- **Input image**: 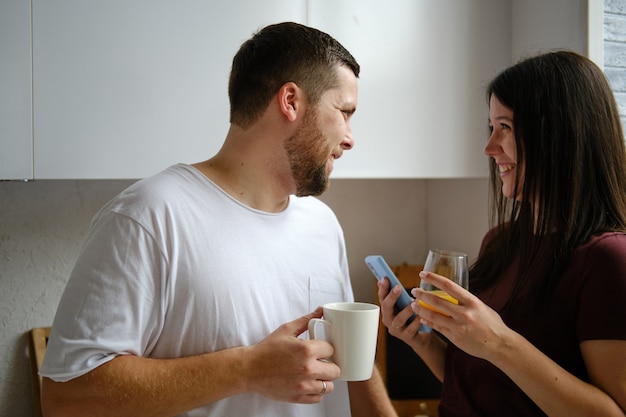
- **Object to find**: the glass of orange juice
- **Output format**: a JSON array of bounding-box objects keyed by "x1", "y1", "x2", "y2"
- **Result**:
[{"x1": 418, "y1": 249, "x2": 469, "y2": 315}]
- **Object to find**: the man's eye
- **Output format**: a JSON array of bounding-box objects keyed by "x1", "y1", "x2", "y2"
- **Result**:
[{"x1": 341, "y1": 109, "x2": 355, "y2": 118}]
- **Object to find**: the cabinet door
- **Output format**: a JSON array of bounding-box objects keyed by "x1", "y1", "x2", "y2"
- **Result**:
[
  {"x1": 309, "y1": 0, "x2": 510, "y2": 178},
  {"x1": 32, "y1": 1, "x2": 306, "y2": 179},
  {"x1": 0, "y1": 0, "x2": 32, "y2": 180},
  {"x1": 511, "y1": 0, "x2": 589, "y2": 63}
]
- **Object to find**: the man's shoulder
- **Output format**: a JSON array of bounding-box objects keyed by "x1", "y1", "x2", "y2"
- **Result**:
[{"x1": 98, "y1": 164, "x2": 205, "y2": 219}]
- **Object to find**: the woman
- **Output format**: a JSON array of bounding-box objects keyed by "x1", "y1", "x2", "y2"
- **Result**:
[{"x1": 379, "y1": 51, "x2": 626, "y2": 416}]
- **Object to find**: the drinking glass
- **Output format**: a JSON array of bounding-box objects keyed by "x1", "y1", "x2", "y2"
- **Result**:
[{"x1": 418, "y1": 249, "x2": 469, "y2": 315}]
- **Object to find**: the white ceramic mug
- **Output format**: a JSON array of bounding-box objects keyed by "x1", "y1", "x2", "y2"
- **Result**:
[{"x1": 308, "y1": 302, "x2": 380, "y2": 381}]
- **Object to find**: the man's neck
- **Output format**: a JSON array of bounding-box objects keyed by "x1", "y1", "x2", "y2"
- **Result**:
[{"x1": 192, "y1": 155, "x2": 292, "y2": 213}]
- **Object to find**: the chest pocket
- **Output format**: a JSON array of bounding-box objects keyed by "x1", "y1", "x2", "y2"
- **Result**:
[{"x1": 309, "y1": 275, "x2": 346, "y2": 309}]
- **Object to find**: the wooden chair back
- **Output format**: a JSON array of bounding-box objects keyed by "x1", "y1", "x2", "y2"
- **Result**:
[{"x1": 28, "y1": 327, "x2": 50, "y2": 417}]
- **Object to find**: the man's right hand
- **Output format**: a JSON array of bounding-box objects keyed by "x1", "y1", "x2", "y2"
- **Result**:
[{"x1": 242, "y1": 308, "x2": 341, "y2": 403}]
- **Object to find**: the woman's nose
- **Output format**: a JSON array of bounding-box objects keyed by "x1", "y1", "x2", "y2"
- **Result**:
[{"x1": 484, "y1": 132, "x2": 499, "y2": 156}]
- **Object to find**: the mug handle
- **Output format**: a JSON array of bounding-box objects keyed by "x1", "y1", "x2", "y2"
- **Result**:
[{"x1": 308, "y1": 318, "x2": 330, "y2": 339}]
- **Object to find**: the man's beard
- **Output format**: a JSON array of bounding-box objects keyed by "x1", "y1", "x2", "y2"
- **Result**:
[{"x1": 284, "y1": 108, "x2": 330, "y2": 197}]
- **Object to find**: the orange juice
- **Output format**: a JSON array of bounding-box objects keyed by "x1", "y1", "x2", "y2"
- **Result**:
[{"x1": 418, "y1": 290, "x2": 458, "y2": 316}]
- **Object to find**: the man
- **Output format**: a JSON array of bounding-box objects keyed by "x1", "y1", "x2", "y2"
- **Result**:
[{"x1": 40, "y1": 22, "x2": 397, "y2": 417}]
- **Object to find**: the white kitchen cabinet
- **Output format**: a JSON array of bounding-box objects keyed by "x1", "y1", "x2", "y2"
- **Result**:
[
  {"x1": 511, "y1": 0, "x2": 592, "y2": 63},
  {"x1": 0, "y1": 0, "x2": 32, "y2": 180},
  {"x1": 31, "y1": 0, "x2": 306, "y2": 179},
  {"x1": 2, "y1": 0, "x2": 598, "y2": 180},
  {"x1": 310, "y1": 0, "x2": 511, "y2": 178}
]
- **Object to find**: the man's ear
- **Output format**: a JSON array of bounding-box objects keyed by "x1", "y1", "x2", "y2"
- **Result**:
[{"x1": 277, "y1": 82, "x2": 303, "y2": 122}]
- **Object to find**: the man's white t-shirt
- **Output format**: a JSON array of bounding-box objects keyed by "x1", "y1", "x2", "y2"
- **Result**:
[{"x1": 41, "y1": 164, "x2": 354, "y2": 416}]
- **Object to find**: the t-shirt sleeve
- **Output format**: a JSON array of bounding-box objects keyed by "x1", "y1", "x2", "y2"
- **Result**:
[
  {"x1": 40, "y1": 211, "x2": 166, "y2": 382},
  {"x1": 576, "y1": 233, "x2": 626, "y2": 342}
]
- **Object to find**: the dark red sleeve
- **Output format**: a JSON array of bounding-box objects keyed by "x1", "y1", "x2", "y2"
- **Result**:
[{"x1": 576, "y1": 233, "x2": 626, "y2": 341}]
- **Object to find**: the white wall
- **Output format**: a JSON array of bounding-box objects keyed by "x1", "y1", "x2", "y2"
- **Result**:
[
  {"x1": 0, "y1": 180, "x2": 135, "y2": 416},
  {"x1": 319, "y1": 178, "x2": 489, "y2": 304},
  {"x1": 604, "y1": 0, "x2": 626, "y2": 129}
]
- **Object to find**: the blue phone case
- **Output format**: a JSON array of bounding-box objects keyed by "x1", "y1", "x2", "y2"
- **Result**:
[{"x1": 365, "y1": 255, "x2": 429, "y2": 331}]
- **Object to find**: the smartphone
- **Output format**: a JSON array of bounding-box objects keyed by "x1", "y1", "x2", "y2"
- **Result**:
[{"x1": 365, "y1": 255, "x2": 429, "y2": 331}]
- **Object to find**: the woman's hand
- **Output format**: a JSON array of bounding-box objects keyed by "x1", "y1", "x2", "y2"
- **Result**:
[
  {"x1": 377, "y1": 277, "x2": 436, "y2": 353},
  {"x1": 412, "y1": 271, "x2": 513, "y2": 361},
  {"x1": 377, "y1": 277, "x2": 448, "y2": 380}
]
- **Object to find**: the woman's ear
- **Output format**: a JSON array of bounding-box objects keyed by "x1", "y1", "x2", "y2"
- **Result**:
[{"x1": 277, "y1": 82, "x2": 302, "y2": 122}]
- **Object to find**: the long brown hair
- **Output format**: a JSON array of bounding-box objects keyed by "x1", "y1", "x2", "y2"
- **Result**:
[{"x1": 471, "y1": 51, "x2": 626, "y2": 312}]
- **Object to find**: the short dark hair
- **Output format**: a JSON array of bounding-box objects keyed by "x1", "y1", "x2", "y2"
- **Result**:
[{"x1": 228, "y1": 22, "x2": 360, "y2": 128}]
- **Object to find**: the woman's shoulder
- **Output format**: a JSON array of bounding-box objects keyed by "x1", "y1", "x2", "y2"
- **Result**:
[
  {"x1": 581, "y1": 232, "x2": 626, "y2": 253},
  {"x1": 575, "y1": 232, "x2": 626, "y2": 271}
]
